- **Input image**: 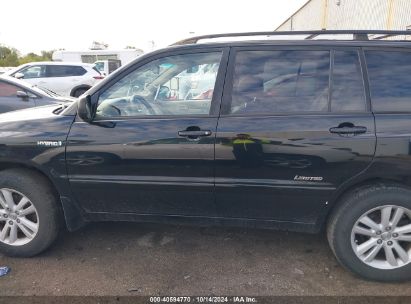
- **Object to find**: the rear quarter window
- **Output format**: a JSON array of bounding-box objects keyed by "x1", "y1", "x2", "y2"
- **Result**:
[{"x1": 366, "y1": 51, "x2": 411, "y2": 112}]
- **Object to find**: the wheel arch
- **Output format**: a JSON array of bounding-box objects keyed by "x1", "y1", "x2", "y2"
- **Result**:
[
  {"x1": 320, "y1": 175, "x2": 411, "y2": 231},
  {"x1": 0, "y1": 161, "x2": 86, "y2": 231}
]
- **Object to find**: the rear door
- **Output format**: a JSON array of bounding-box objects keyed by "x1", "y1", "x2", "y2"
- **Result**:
[
  {"x1": 214, "y1": 46, "x2": 376, "y2": 224},
  {"x1": 45, "y1": 65, "x2": 87, "y2": 96}
]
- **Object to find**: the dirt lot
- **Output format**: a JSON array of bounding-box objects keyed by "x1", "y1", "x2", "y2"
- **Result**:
[{"x1": 1, "y1": 222, "x2": 411, "y2": 296}]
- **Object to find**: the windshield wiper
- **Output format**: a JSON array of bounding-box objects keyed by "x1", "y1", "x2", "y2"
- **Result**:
[{"x1": 34, "y1": 85, "x2": 59, "y2": 97}]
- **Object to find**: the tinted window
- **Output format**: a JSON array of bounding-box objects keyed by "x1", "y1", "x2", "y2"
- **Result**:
[
  {"x1": 18, "y1": 65, "x2": 46, "y2": 79},
  {"x1": 366, "y1": 51, "x2": 411, "y2": 112},
  {"x1": 331, "y1": 51, "x2": 366, "y2": 112},
  {"x1": 96, "y1": 52, "x2": 222, "y2": 117},
  {"x1": 47, "y1": 65, "x2": 87, "y2": 77},
  {"x1": 229, "y1": 50, "x2": 330, "y2": 114},
  {"x1": 0, "y1": 81, "x2": 20, "y2": 97}
]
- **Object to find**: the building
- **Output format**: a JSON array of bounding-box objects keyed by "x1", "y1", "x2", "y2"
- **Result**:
[{"x1": 276, "y1": 0, "x2": 411, "y2": 32}]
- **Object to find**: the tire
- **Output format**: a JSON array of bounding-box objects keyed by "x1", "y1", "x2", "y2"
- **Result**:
[
  {"x1": 72, "y1": 88, "x2": 89, "y2": 98},
  {"x1": 327, "y1": 183, "x2": 411, "y2": 281},
  {"x1": 0, "y1": 169, "x2": 62, "y2": 257}
]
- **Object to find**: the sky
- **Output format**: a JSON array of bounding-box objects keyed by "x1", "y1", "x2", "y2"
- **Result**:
[{"x1": 0, "y1": 0, "x2": 307, "y2": 55}]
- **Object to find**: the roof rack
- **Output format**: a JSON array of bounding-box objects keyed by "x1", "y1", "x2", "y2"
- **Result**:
[{"x1": 172, "y1": 30, "x2": 411, "y2": 45}]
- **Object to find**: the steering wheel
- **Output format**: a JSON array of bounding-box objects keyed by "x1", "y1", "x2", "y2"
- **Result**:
[{"x1": 131, "y1": 95, "x2": 156, "y2": 115}]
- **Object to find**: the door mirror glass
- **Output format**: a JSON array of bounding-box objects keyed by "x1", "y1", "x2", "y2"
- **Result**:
[{"x1": 78, "y1": 95, "x2": 94, "y2": 122}]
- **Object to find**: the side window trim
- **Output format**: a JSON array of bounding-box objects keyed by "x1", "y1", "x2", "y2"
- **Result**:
[
  {"x1": 91, "y1": 47, "x2": 229, "y2": 121},
  {"x1": 358, "y1": 48, "x2": 372, "y2": 112},
  {"x1": 328, "y1": 49, "x2": 335, "y2": 112}
]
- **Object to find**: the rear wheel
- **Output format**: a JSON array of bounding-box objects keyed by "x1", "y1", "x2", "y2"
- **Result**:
[
  {"x1": 328, "y1": 184, "x2": 411, "y2": 281},
  {"x1": 0, "y1": 169, "x2": 61, "y2": 257}
]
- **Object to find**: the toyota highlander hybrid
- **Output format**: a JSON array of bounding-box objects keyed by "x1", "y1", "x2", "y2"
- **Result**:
[{"x1": 0, "y1": 30, "x2": 411, "y2": 282}]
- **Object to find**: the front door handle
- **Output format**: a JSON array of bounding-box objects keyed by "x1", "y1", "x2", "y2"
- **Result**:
[
  {"x1": 329, "y1": 126, "x2": 367, "y2": 135},
  {"x1": 178, "y1": 130, "x2": 212, "y2": 137}
]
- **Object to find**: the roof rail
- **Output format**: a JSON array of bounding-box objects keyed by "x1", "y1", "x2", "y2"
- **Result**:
[{"x1": 172, "y1": 30, "x2": 411, "y2": 45}]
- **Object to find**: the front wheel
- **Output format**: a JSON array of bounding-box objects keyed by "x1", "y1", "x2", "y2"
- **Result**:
[
  {"x1": 328, "y1": 184, "x2": 411, "y2": 281},
  {"x1": 0, "y1": 169, "x2": 61, "y2": 257}
]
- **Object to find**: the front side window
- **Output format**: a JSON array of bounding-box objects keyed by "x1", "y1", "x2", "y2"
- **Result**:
[
  {"x1": 0, "y1": 81, "x2": 20, "y2": 97},
  {"x1": 96, "y1": 52, "x2": 222, "y2": 117},
  {"x1": 18, "y1": 65, "x2": 46, "y2": 79},
  {"x1": 229, "y1": 50, "x2": 330, "y2": 114},
  {"x1": 331, "y1": 50, "x2": 366, "y2": 112},
  {"x1": 366, "y1": 51, "x2": 411, "y2": 112}
]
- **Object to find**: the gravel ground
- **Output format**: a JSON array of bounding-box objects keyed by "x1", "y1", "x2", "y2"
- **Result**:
[{"x1": 1, "y1": 222, "x2": 411, "y2": 296}]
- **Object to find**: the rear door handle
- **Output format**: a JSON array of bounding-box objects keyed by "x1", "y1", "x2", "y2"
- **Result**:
[
  {"x1": 178, "y1": 130, "x2": 212, "y2": 137},
  {"x1": 329, "y1": 126, "x2": 367, "y2": 135}
]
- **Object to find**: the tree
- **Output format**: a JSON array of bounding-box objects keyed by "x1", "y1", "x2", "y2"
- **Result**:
[
  {"x1": 0, "y1": 45, "x2": 54, "y2": 66},
  {"x1": 19, "y1": 51, "x2": 53, "y2": 64},
  {"x1": 0, "y1": 46, "x2": 19, "y2": 67}
]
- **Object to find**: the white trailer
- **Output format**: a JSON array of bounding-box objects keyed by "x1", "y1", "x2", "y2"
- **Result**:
[{"x1": 52, "y1": 49, "x2": 144, "y2": 66}]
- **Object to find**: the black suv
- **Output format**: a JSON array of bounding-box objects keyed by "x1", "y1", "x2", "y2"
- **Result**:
[{"x1": 0, "y1": 30, "x2": 411, "y2": 281}]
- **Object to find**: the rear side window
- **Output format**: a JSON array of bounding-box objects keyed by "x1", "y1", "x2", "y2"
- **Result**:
[
  {"x1": 47, "y1": 65, "x2": 87, "y2": 77},
  {"x1": 0, "y1": 81, "x2": 19, "y2": 97},
  {"x1": 331, "y1": 50, "x2": 366, "y2": 112},
  {"x1": 229, "y1": 50, "x2": 330, "y2": 114},
  {"x1": 366, "y1": 51, "x2": 411, "y2": 112}
]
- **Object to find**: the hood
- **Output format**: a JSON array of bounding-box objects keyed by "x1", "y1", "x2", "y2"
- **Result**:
[
  {"x1": 0, "y1": 104, "x2": 73, "y2": 124},
  {"x1": 54, "y1": 96, "x2": 77, "y2": 103}
]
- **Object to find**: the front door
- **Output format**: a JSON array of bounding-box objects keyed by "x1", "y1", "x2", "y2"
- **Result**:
[
  {"x1": 66, "y1": 49, "x2": 227, "y2": 216},
  {"x1": 214, "y1": 47, "x2": 376, "y2": 224}
]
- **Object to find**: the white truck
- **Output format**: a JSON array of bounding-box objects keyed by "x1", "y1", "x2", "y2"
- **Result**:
[{"x1": 52, "y1": 49, "x2": 144, "y2": 74}]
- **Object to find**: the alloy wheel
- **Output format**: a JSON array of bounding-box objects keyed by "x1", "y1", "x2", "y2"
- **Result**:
[
  {"x1": 0, "y1": 188, "x2": 39, "y2": 246},
  {"x1": 351, "y1": 205, "x2": 411, "y2": 269}
]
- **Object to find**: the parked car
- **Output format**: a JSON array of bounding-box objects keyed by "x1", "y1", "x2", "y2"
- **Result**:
[
  {"x1": 94, "y1": 59, "x2": 122, "y2": 76},
  {"x1": 1, "y1": 30, "x2": 411, "y2": 282},
  {"x1": 4, "y1": 62, "x2": 104, "y2": 97},
  {"x1": 0, "y1": 75, "x2": 74, "y2": 113}
]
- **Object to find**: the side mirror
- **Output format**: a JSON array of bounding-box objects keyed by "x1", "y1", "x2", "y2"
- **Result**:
[
  {"x1": 14, "y1": 72, "x2": 24, "y2": 79},
  {"x1": 16, "y1": 91, "x2": 29, "y2": 101},
  {"x1": 78, "y1": 95, "x2": 94, "y2": 122}
]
